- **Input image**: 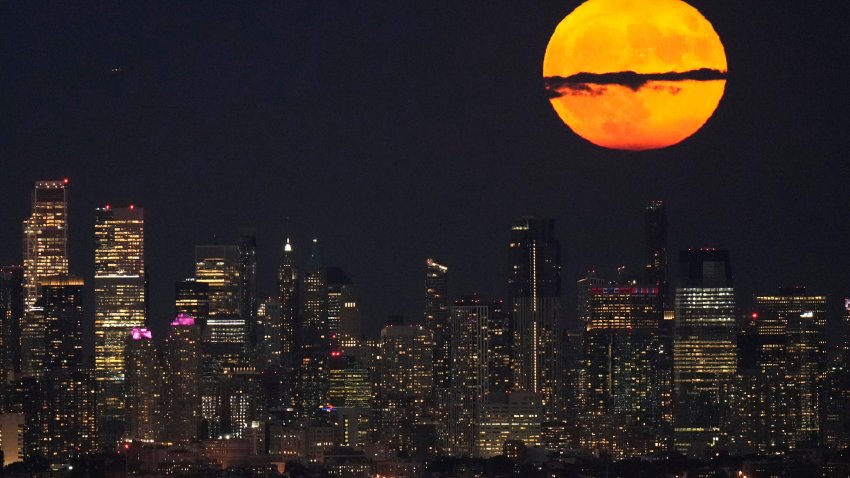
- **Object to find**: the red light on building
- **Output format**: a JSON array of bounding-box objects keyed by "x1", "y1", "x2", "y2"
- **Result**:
[
  {"x1": 751, "y1": 312, "x2": 759, "y2": 320},
  {"x1": 105, "y1": 204, "x2": 110, "y2": 210},
  {"x1": 63, "y1": 178, "x2": 69, "y2": 184},
  {"x1": 129, "y1": 204, "x2": 135, "y2": 210}
]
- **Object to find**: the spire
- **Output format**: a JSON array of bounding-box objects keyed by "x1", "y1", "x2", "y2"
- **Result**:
[{"x1": 284, "y1": 237, "x2": 293, "y2": 253}]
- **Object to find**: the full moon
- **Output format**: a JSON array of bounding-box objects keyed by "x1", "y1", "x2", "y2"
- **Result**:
[{"x1": 543, "y1": 0, "x2": 727, "y2": 151}]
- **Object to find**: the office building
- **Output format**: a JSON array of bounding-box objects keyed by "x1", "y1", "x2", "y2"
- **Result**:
[
  {"x1": 673, "y1": 249, "x2": 736, "y2": 455},
  {"x1": 94, "y1": 205, "x2": 146, "y2": 450}
]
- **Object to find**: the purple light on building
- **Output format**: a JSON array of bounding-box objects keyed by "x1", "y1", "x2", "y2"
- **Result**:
[
  {"x1": 170, "y1": 313, "x2": 196, "y2": 327},
  {"x1": 131, "y1": 327, "x2": 153, "y2": 340}
]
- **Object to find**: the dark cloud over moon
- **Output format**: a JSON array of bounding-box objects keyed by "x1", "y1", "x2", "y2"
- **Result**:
[{"x1": 544, "y1": 68, "x2": 728, "y2": 97}]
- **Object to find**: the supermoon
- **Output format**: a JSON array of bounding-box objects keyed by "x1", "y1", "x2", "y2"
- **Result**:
[{"x1": 543, "y1": 0, "x2": 727, "y2": 151}]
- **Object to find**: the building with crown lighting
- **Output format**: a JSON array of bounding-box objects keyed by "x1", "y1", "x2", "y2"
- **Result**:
[
  {"x1": 125, "y1": 327, "x2": 161, "y2": 443},
  {"x1": 163, "y1": 314, "x2": 202, "y2": 444}
]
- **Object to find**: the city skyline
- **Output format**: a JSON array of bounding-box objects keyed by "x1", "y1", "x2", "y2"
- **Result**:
[
  {"x1": 1, "y1": 2, "x2": 849, "y2": 475},
  {"x1": 1, "y1": 2, "x2": 848, "y2": 339}
]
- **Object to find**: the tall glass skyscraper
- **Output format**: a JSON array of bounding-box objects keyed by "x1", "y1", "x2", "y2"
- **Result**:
[
  {"x1": 508, "y1": 217, "x2": 562, "y2": 431},
  {"x1": 21, "y1": 180, "x2": 69, "y2": 378},
  {"x1": 23, "y1": 180, "x2": 69, "y2": 311},
  {"x1": 94, "y1": 205, "x2": 146, "y2": 451},
  {"x1": 673, "y1": 249, "x2": 736, "y2": 456}
]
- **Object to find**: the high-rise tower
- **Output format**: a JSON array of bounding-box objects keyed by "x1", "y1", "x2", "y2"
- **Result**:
[
  {"x1": 238, "y1": 230, "x2": 258, "y2": 354},
  {"x1": 163, "y1": 314, "x2": 202, "y2": 444},
  {"x1": 278, "y1": 238, "x2": 299, "y2": 367},
  {"x1": 673, "y1": 249, "x2": 736, "y2": 455},
  {"x1": 644, "y1": 200, "x2": 668, "y2": 307},
  {"x1": 125, "y1": 327, "x2": 161, "y2": 443},
  {"x1": 21, "y1": 180, "x2": 69, "y2": 378},
  {"x1": 579, "y1": 285, "x2": 665, "y2": 458},
  {"x1": 0, "y1": 266, "x2": 24, "y2": 387},
  {"x1": 508, "y1": 218, "x2": 562, "y2": 426},
  {"x1": 23, "y1": 180, "x2": 69, "y2": 311},
  {"x1": 94, "y1": 205, "x2": 146, "y2": 451},
  {"x1": 448, "y1": 296, "x2": 489, "y2": 458}
]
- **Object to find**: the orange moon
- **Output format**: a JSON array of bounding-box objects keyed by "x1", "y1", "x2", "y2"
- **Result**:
[{"x1": 543, "y1": 0, "x2": 727, "y2": 151}]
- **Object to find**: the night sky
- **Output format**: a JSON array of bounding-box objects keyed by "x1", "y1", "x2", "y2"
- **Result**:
[{"x1": 1, "y1": 2, "x2": 848, "y2": 342}]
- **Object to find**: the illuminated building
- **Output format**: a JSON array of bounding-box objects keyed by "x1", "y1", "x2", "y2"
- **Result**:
[
  {"x1": 487, "y1": 299, "x2": 512, "y2": 394},
  {"x1": 19, "y1": 303, "x2": 45, "y2": 379},
  {"x1": 296, "y1": 350, "x2": 330, "y2": 422},
  {"x1": 328, "y1": 353, "x2": 372, "y2": 448},
  {"x1": 163, "y1": 314, "x2": 202, "y2": 444},
  {"x1": 217, "y1": 365, "x2": 265, "y2": 438},
  {"x1": 0, "y1": 413, "x2": 25, "y2": 465},
  {"x1": 822, "y1": 299, "x2": 850, "y2": 450},
  {"x1": 195, "y1": 245, "x2": 241, "y2": 318},
  {"x1": 238, "y1": 230, "x2": 258, "y2": 354},
  {"x1": 94, "y1": 205, "x2": 146, "y2": 450},
  {"x1": 38, "y1": 275, "x2": 97, "y2": 463},
  {"x1": 477, "y1": 392, "x2": 542, "y2": 458},
  {"x1": 448, "y1": 296, "x2": 488, "y2": 457},
  {"x1": 21, "y1": 182, "x2": 69, "y2": 378},
  {"x1": 22, "y1": 180, "x2": 68, "y2": 312},
  {"x1": 424, "y1": 258, "x2": 449, "y2": 448},
  {"x1": 297, "y1": 239, "x2": 330, "y2": 421},
  {"x1": 302, "y1": 239, "x2": 328, "y2": 346},
  {"x1": 328, "y1": 354, "x2": 371, "y2": 410},
  {"x1": 644, "y1": 200, "x2": 669, "y2": 307},
  {"x1": 376, "y1": 322, "x2": 433, "y2": 455},
  {"x1": 41, "y1": 367, "x2": 97, "y2": 464},
  {"x1": 278, "y1": 238, "x2": 298, "y2": 367},
  {"x1": 125, "y1": 327, "x2": 161, "y2": 443},
  {"x1": 577, "y1": 270, "x2": 606, "y2": 325},
  {"x1": 673, "y1": 249, "x2": 736, "y2": 455},
  {"x1": 41, "y1": 275, "x2": 84, "y2": 371},
  {"x1": 508, "y1": 217, "x2": 563, "y2": 441},
  {"x1": 257, "y1": 297, "x2": 282, "y2": 368},
  {"x1": 579, "y1": 285, "x2": 665, "y2": 458},
  {"x1": 175, "y1": 278, "x2": 210, "y2": 325},
  {"x1": 0, "y1": 266, "x2": 24, "y2": 388},
  {"x1": 327, "y1": 268, "x2": 362, "y2": 350},
  {"x1": 749, "y1": 287, "x2": 827, "y2": 450}
]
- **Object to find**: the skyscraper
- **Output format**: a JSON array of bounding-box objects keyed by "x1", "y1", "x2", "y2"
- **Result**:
[
  {"x1": 448, "y1": 296, "x2": 489, "y2": 457},
  {"x1": 302, "y1": 239, "x2": 328, "y2": 347},
  {"x1": 508, "y1": 218, "x2": 562, "y2": 428},
  {"x1": 278, "y1": 239, "x2": 299, "y2": 367},
  {"x1": 163, "y1": 314, "x2": 202, "y2": 444},
  {"x1": 326, "y1": 267, "x2": 361, "y2": 344},
  {"x1": 0, "y1": 266, "x2": 24, "y2": 387},
  {"x1": 579, "y1": 285, "x2": 665, "y2": 458},
  {"x1": 644, "y1": 200, "x2": 668, "y2": 307},
  {"x1": 175, "y1": 278, "x2": 210, "y2": 325},
  {"x1": 195, "y1": 245, "x2": 241, "y2": 318},
  {"x1": 376, "y1": 322, "x2": 433, "y2": 455},
  {"x1": 40, "y1": 275, "x2": 97, "y2": 464},
  {"x1": 238, "y1": 229, "x2": 258, "y2": 354},
  {"x1": 21, "y1": 180, "x2": 69, "y2": 378},
  {"x1": 94, "y1": 205, "x2": 146, "y2": 451},
  {"x1": 751, "y1": 287, "x2": 827, "y2": 450},
  {"x1": 256, "y1": 297, "x2": 282, "y2": 368},
  {"x1": 125, "y1": 327, "x2": 161, "y2": 443},
  {"x1": 22, "y1": 180, "x2": 68, "y2": 312},
  {"x1": 673, "y1": 249, "x2": 736, "y2": 455},
  {"x1": 424, "y1": 258, "x2": 449, "y2": 448}
]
